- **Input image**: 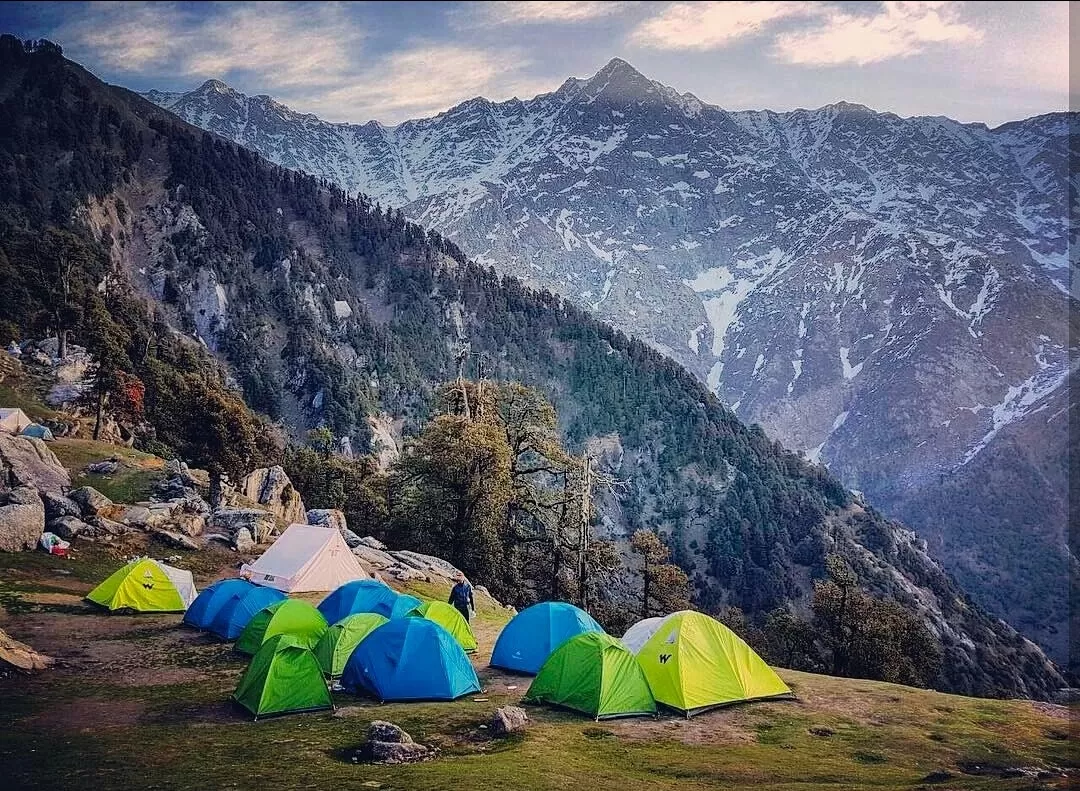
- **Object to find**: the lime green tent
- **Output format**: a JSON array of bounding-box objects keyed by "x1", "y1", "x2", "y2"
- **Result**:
[
  {"x1": 407, "y1": 601, "x2": 477, "y2": 652},
  {"x1": 235, "y1": 599, "x2": 328, "y2": 655},
  {"x1": 632, "y1": 611, "x2": 792, "y2": 715},
  {"x1": 313, "y1": 612, "x2": 388, "y2": 677},
  {"x1": 525, "y1": 632, "x2": 656, "y2": 719},
  {"x1": 85, "y1": 557, "x2": 197, "y2": 613},
  {"x1": 232, "y1": 634, "x2": 333, "y2": 719}
]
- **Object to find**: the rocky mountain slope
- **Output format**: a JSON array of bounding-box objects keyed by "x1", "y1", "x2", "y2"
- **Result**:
[
  {"x1": 145, "y1": 59, "x2": 1078, "y2": 666},
  {"x1": 0, "y1": 36, "x2": 1064, "y2": 698}
]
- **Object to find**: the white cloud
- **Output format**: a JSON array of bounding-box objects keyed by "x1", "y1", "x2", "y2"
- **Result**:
[
  {"x1": 303, "y1": 44, "x2": 555, "y2": 122},
  {"x1": 469, "y1": 1, "x2": 627, "y2": 26},
  {"x1": 774, "y1": 1, "x2": 984, "y2": 66},
  {"x1": 629, "y1": 1, "x2": 813, "y2": 51}
]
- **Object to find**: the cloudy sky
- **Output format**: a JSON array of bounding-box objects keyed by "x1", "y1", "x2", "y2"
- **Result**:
[{"x1": 1, "y1": 1, "x2": 1069, "y2": 126}]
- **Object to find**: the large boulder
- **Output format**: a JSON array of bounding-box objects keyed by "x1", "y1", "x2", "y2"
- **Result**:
[
  {"x1": 0, "y1": 628, "x2": 53, "y2": 672},
  {"x1": 0, "y1": 434, "x2": 70, "y2": 495},
  {"x1": 169, "y1": 512, "x2": 206, "y2": 537},
  {"x1": 48, "y1": 515, "x2": 93, "y2": 540},
  {"x1": 369, "y1": 741, "x2": 430, "y2": 764},
  {"x1": 209, "y1": 509, "x2": 275, "y2": 544},
  {"x1": 368, "y1": 721, "x2": 412, "y2": 744},
  {"x1": 240, "y1": 466, "x2": 306, "y2": 526},
  {"x1": 42, "y1": 491, "x2": 80, "y2": 521},
  {"x1": 306, "y1": 509, "x2": 361, "y2": 547},
  {"x1": 490, "y1": 706, "x2": 529, "y2": 736},
  {"x1": 68, "y1": 486, "x2": 120, "y2": 519},
  {"x1": 0, "y1": 486, "x2": 45, "y2": 552},
  {"x1": 152, "y1": 528, "x2": 200, "y2": 551}
]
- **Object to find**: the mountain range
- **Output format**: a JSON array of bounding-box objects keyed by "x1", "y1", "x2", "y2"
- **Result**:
[{"x1": 145, "y1": 59, "x2": 1077, "y2": 669}]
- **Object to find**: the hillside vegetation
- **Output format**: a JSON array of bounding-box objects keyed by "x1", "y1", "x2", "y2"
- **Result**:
[{"x1": 0, "y1": 36, "x2": 1063, "y2": 699}]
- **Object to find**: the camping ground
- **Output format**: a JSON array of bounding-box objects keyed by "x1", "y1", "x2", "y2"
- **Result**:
[{"x1": 0, "y1": 534, "x2": 1075, "y2": 791}]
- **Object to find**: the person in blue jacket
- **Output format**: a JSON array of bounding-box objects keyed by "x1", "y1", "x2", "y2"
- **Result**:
[{"x1": 448, "y1": 571, "x2": 475, "y2": 623}]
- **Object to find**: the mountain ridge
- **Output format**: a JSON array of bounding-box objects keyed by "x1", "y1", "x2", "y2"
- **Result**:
[{"x1": 142, "y1": 57, "x2": 1076, "y2": 670}]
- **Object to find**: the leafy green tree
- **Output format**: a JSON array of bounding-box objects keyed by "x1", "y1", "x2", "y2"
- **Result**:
[{"x1": 631, "y1": 528, "x2": 691, "y2": 617}]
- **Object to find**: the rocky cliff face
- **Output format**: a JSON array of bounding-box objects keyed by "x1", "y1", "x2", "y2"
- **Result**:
[{"x1": 146, "y1": 59, "x2": 1077, "y2": 665}]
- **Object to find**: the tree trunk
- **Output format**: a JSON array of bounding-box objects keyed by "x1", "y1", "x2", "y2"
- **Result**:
[
  {"x1": 642, "y1": 556, "x2": 650, "y2": 618},
  {"x1": 57, "y1": 327, "x2": 68, "y2": 360},
  {"x1": 209, "y1": 470, "x2": 223, "y2": 509},
  {"x1": 92, "y1": 389, "x2": 106, "y2": 440}
]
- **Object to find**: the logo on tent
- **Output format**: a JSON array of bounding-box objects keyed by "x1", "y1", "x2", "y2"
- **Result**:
[{"x1": 659, "y1": 654, "x2": 672, "y2": 664}]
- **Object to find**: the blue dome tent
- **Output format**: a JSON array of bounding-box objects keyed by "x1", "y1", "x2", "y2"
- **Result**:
[
  {"x1": 318, "y1": 579, "x2": 421, "y2": 623},
  {"x1": 208, "y1": 586, "x2": 287, "y2": 640},
  {"x1": 341, "y1": 617, "x2": 480, "y2": 702},
  {"x1": 490, "y1": 601, "x2": 605, "y2": 674},
  {"x1": 183, "y1": 579, "x2": 255, "y2": 629}
]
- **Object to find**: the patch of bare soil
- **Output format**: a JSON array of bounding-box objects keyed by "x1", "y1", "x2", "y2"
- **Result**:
[
  {"x1": 22, "y1": 697, "x2": 146, "y2": 733},
  {"x1": 606, "y1": 713, "x2": 757, "y2": 746}
]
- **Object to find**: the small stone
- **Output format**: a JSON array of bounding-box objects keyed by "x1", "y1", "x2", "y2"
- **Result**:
[
  {"x1": 368, "y1": 720, "x2": 412, "y2": 744},
  {"x1": 368, "y1": 741, "x2": 429, "y2": 764},
  {"x1": 490, "y1": 706, "x2": 528, "y2": 736},
  {"x1": 233, "y1": 527, "x2": 256, "y2": 553}
]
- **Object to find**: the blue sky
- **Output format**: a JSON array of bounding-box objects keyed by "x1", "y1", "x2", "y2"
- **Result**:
[{"x1": 0, "y1": 2, "x2": 1069, "y2": 126}]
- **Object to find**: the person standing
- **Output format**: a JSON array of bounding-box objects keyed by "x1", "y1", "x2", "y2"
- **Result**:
[{"x1": 449, "y1": 571, "x2": 475, "y2": 623}]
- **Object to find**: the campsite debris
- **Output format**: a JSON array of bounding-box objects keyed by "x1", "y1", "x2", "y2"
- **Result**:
[
  {"x1": 472, "y1": 698, "x2": 489, "y2": 702},
  {"x1": 0, "y1": 485, "x2": 45, "y2": 552},
  {"x1": 38, "y1": 531, "x2": 70, "y2": 556},
  {"x1": 0, "y1": 628, "x2": 53, "y2": 673},
  {"x1": 490, "y1": 706, "x2": 529, "y2": 736}
]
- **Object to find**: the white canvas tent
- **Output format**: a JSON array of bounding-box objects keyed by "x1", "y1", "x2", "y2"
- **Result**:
[
  {"x1": 0, "y1": 408, "x2": 33, "y2": 434},
  {"x1": 240, "y1": 524, "x2": 369, "y2": 593}
]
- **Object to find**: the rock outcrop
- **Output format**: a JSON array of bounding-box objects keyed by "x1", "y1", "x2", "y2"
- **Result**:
[
  {"x1": 306, "y1": 508, "x2": 361, "y2": 547},
  {"x1": 239, "y1": 466, "x2": 306, "y2": 526},
  {"x1": 0, "y1": 486, "x2": 45, "y2": 552},
  {"x1": 0, "y1": 434, "x2": 70, "y2": 495},
  {"x1": 209, "y1": 509, "x2": 274, "y2": 546},
  {"x1": 0, "y1": 628, "x2": 53, "y2": 672}
]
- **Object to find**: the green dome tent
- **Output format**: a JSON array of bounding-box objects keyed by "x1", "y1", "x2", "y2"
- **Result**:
[
  {"x1": 407, "y1": 601, "x2": 478, "y2": 652},
  {"x1": 631, "y1": 611, "x2": 792, "y2": 716},
  {"x1": 86, "y1": 557, "x2": 197, "y2": 613},
  {"x1": 524, "y1": 632, "x2": 656, "y2": 719},
  {"x1": 232, "y1": 634, "x2": 332, "y2": 719},
  {"x1": 235, "y1": 599, "x2": 328, "y2": 656},
  {"x1": 313, "y1": 613, "x2": 388, "y2": 678}
]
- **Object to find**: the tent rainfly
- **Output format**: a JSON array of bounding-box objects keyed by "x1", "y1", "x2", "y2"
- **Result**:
[
  {"x1": 525, "y1": 632, "x2": 656, "y2": 719},
  {"x1": 20, "y1": 423, "x2": 54, "y2": 441},
  {"x1": 490, "y1": 601, "x2": 605, "y2": 675},
  {"x1": 317, "y1": 579, "x2": 418, "y2": 623},
  {"x1": 234, "y1": 599, "x2": 328, "y2": 656},
  {"x1": 0, "y1": 408, "x2": 33, "y2": 434},
  {"x1": 241, "y1": 524, "x2": 369, "y2": 593},
  {"x1": 86, "y1": 557, "x2": 197, "y2": 612},
  {"x1": 630, "y1": 610, "x2": 793, "y2": 715},
  {"x1": 313, "y1": 613, "x2": 389, "y2": 678},
  {"x1": 232, "y1": 634, "x2": 333, "y2": 719},
  {"x1": 407, "y1": 601, "x2": 478, "y2": 652}
]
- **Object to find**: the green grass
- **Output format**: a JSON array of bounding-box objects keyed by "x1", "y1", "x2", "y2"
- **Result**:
[
  {"x1": 1, "y1": 543, "x2": 1075, "y2": 791},
  {"x1": 50, "y1": 438, "x2": 165, "y2": 503}
]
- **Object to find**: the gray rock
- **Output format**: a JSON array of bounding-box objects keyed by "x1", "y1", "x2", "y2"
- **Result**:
[
  {"x1": 43, "y1": 491, "x2": 80, "y2": 521},
  {"x1": 204, "y1": 532, "x2": 232, "y2": 546},
  {"x1": 233, "y1": 527, "x2": 256, "y2": 552},
  {"x1": 68, "y1": 486, "x2": 115, "y2": 518},
  {"x1": 239, "y1": 466, "x2": 306, "y2": 526},
  {"x1": 0, "y1": 434, "x2": 71, "y2": 495},
  {"x1": 210, "y1": 508, "x2": 275, "y2": 543},
  {"x1": 152, "y1": 528, "x2": 200, "y2": 551},
  {"x1": 391, "y1": 549, "x2": 462, "y2": 580},
  {"x1": 1052, "y1": 687, "x2": 1080, "y2": 704},
  {"x1": 86, "y1": 515, "x2": 127, "y2": 536},
  {"x1": 490, "y1": 706, "x2": 528, "y2": 736},
  {"x1": 121, "y1": 505, "x2": 152, "y2": 527},
  {"x1": 352, "y1": 544, "x2": 398, "y2": 569},
  {"x1": 170, "y1": 512, "x2": 206, "y2": 537},
  {"x1": 85, "y1": 460, "x2": 119, "y2": 475},
  {"x1": 48, "y1": 515, "x2": 93, "y2": 540},
  {"x1": 359, "y1": 535, "x2": 387, "y2": 550},
  {"x1": 0, "y1": 486, "x2": 45, "y2": 552},
  {"x1": 368, "y1": 720, "x2": 413, "y2": 744},
  {"x1": 307, "y1": 508, "x2": 361, "y2": 547},
  {"x1": 368, "y1": 741, "x2": 430, "y2": 764}
]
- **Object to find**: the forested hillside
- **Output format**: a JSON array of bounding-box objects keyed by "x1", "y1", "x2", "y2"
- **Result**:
[{"x1": 0, "y1": 36, "x2": 1063, "y2": 698}]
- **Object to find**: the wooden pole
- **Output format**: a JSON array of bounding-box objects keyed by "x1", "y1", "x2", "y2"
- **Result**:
[{"x1": 578, "y1": 454, "x2": 592, "y2": 610}]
